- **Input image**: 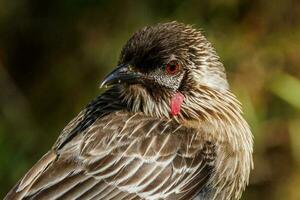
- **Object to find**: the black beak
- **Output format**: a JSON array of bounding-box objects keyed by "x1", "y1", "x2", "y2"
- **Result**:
[{"x1": 100, "y1": 64, "x2": 141, "y2": 88}]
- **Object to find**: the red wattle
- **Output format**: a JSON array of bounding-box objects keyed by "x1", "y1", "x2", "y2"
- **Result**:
[{"x1": 170, "y1": 92, "x2": 185, "y2": 116}]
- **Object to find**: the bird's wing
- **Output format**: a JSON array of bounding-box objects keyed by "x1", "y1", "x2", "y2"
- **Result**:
[{"x1": 5, "y1": 111, "x2": 215, "y2": 200}]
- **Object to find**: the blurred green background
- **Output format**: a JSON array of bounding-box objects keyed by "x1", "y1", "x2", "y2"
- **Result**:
[{"x1": 0, "y1": 0, "x2": 300, "y2": 199}]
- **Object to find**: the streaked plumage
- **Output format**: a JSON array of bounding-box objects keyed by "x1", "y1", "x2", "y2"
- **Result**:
[{"x1": 5, "y1": 22, "x2": 253, "y2": 200}]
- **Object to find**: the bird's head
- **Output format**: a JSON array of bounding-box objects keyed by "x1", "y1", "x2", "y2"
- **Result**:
[{"x1": 101, "y1": 22, "x2": 231, "y2": 119}]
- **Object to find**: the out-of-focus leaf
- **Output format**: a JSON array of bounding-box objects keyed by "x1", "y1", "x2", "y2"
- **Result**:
[{"x1": 268, "y1": 73, "x2": 300, "y2": 110}]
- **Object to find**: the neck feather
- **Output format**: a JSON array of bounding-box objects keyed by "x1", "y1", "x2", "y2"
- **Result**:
[{"x1": 120, "y1": 84, "x2": 252, "y2": 149}]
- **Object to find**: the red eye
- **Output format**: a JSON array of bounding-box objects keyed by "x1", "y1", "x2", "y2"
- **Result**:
[{"x1": 165, "y1": 62, "x2": 180, "y2": 75}]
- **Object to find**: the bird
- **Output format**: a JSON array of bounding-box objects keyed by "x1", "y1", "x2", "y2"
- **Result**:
[{"x1": 5, "y1": 22, "x2": 253, "y2": 200}]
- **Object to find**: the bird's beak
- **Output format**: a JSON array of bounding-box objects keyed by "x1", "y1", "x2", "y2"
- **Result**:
[{"x1": 100, "y1": 64, "x2": 141, "y2": 88}]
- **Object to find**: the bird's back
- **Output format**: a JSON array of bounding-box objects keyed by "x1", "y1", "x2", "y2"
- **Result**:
[{"x1": 5, "y1": 89, "x2": 216, "y2": 200}]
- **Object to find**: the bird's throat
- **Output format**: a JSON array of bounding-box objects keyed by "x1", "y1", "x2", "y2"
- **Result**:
[{"x1": 170, "y1": 92, "x2": 185, "y2": 116}]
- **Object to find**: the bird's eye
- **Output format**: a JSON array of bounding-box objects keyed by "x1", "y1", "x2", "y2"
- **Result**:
[{"x1": 165, "y1": 62, "x2": 180, "y2": 75}]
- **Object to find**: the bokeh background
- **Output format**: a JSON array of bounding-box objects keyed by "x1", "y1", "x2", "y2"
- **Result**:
[{"x1": 0, "y1": 0, "x2": 300, "y2": 199}]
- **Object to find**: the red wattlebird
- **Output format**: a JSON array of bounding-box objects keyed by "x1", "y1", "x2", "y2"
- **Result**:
[{"x1": 5, "y1": 22, "x2": 253, "y2": 200}]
